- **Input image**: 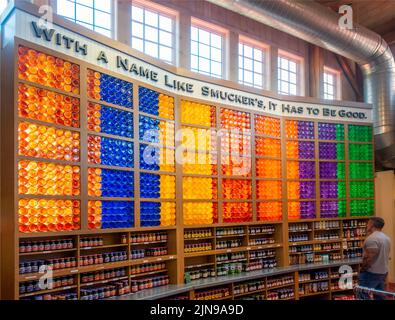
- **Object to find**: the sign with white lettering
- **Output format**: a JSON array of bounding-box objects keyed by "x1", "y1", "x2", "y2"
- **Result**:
[{"x1": 11, "y1": 10, "x2": 372, "y2": 123}]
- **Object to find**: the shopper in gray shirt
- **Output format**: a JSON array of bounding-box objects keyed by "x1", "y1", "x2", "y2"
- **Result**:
[{"x1": 358, "y1": 217, "x2": 391, "y2": 300}]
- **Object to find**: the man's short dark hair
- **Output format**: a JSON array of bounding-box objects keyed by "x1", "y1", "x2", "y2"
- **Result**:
[{"x1": 369, "y1": 217, "x2": 385, "y2": 229}]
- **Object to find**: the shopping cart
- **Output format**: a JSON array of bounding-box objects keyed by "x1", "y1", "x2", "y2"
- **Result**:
[{"x1": 354, "y1": 285, "x2": 395, "y2": 300}]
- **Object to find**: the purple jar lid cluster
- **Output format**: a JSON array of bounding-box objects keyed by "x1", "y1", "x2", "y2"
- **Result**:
[
  {"x1": 320, "y1": 201, "x2": 338, "y2": 218},
  {"x1": 318, "y1": 123, "x2": 337, "y2": 140},
  {"x1": 298, "y1": 121, "x2": 315, "y2": 139},
  {"x1": 320, "y1": 181, "x2": 338, "y2": 198},
  {"x1": 299, "y1": 161, "x2": 315, "y2": 179},
  {"x1": 300, "y1": 201, "x2": 316, "y2": 219},
  {"x1": 319, "y1": 142, "x2": 337, "y2": 160},
  {"x1": 300, "y1": 181, "x2": 316, "y2": 199},
  {"x1": 319, "y1": 162, "x2": 337, "y2": 179},
  {"x1": 298, "y1": 141, "x2": 315, "y2": 159}
]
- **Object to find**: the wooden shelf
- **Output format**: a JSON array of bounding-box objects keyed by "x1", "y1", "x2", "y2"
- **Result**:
[
  {"x1": 234, "y1": 288, "x2": 265, "y2": 298},
  {"x1": 80, "y1": 276, "x2": 129, "y2": 287},
  {"x1": 19, "y1": 285, "x2": 77, "y2": 298},
  {"x1": 130, "y1": 240, "x2": 167, "y2": 246},
  {"x1": 80, "y1": 244, "x2": 128, "y2": 251},
  {"x1": 185, "y1": 263, "x2": 215, "y2": 269},
  {"x1": 184, "y1": 236, "x2": 215, "y2": 241},
  {"x1": 299, "y1": 291, "x2": 330, "y2": 297},
  {"x1": 129, "y1": 269, "x2": 168, "y2": 279},
  {"x1": 19, "y1": 248, "x2": 77, "y2": 256},
  {"x1": 216, "y1": 258, "x2": 247, "y2": 265},
  {"x1": 299, "y1": 278, "x2": 329, "y2": 284},
  {"x1": 266, "y1": 283, "x2": 295, "y2": 290},
  {"x1": 216, "y1": 234, "x2": 245, "y2": 238},
  {"x1": 19, "y1": 267, "x2": 80, "y2": 281}
]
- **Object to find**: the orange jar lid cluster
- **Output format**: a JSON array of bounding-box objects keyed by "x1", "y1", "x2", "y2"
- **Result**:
[
  {"x1": 257, "y1": 202, "x2": 282, "y2": 221},
  {"x1": 255, "y1": 115, "x2": 280, "y2": 137},
  {"x1": 18, "y1": 122, "x2": 80, "y2": 162},
  {"x1": 256, "y1": 137, "x2": 281, "y2": 157},
  {"x1": 223, "y1": 202, "x2": 252, "y2": 223},
  {"x1": 220, "y1": 108, "x2": 251, "y2": 130},
  {"x1": 181, "y1": 100, "x2": 216, "y2": 127},
  {"x1": 183, "y1": 202, "x2": 218, "y2": 225},
  {"x1": 256, "y1": 159, "x2": 281, "y2": 178},
  {"x1": 257, "y1": 181, "x2": 282, "y2": 200},
  {"x1": 222, "y1": 179, "x2": 252, "y2": 200},
  {"x1": 18, "y1": 198, "x2": 80, "y2": 233},
  {"x1": 88, "y1": 200, "x2": 102, "y2": 230},
  {"x1": 18, "y1": 46, "x2": 80, "y2": 94},
  {"x1": 18, "y1": 84, "x2": 80, "y2": 128},
  {"x1": 18, "y1": 160, "x2": 80, "y2": 196}
]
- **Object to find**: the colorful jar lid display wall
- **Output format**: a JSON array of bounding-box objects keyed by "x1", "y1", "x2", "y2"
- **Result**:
[{"x1": 15, "y1": 45, "x2": 376, "y2": 234}]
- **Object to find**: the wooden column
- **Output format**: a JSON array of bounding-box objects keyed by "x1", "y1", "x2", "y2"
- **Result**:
[{"x1": 309, "y1": 45, "x2": 323, "y2": 99}]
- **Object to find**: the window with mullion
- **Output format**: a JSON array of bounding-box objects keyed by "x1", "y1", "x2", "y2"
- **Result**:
[
  {"x1": 190, "y1": 25, "x2": 223, "y2": 78},
  {"x1": 130, "y1": 4, "x2": 175, "y2": 64},
  {"x1": 323, "y1": 71, "x2": 336, "y2": 100},
  {"x1": 56, "y1": 0, "x2": 113, "y2": 38},
  {"x1": 238, "y1": 42, "x2": 264, "y2": 89},
  {"x1": 277, "y1": 55, "x2": 299, "y2": 96}
]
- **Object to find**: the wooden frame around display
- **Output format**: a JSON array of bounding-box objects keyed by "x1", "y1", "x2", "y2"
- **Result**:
[{"x1": 1, "y1": 3, "x2": 375, "y2": 300}]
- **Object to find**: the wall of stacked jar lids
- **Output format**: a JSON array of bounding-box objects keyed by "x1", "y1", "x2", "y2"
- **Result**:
[{"x1": 6, "y1": 41, "x2": 375, "y2": 300}]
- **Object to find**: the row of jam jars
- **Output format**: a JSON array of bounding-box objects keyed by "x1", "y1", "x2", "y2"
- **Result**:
[
  {"x1": 18, "y1": 122, "x2": 80, "y2": 162},
  {"x1": 18, "y1": 46, "x2": 80, "y2": 94},
  {"x1": 18, "y1": 84, "x2": 80, "y2": 128}
]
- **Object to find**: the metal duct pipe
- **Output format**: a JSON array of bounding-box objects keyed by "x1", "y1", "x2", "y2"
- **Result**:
[{"x1": 207, "y1": 0, "x2": 395, "y2": 168}]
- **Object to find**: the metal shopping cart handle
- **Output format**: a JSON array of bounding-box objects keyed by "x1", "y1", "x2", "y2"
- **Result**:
[{"x1": 354, "y1": 285, "x2": 395, "y2": 299}]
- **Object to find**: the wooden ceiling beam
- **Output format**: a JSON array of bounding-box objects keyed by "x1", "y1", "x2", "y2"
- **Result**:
[{"x1": 334, "y1": 54, "x2": 363, "y2": 101}]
